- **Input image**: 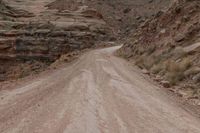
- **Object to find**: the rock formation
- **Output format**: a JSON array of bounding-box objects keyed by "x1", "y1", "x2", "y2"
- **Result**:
[{"x1": 0, "y1": 0, "x2": 109, "y2": 80}]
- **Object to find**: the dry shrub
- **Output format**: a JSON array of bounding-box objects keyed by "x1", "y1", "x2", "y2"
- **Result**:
[
  {"x1": 165, "y1": 57, "x2": 192, "y2": 85},
  {"x1": 166, "y1": 71, "x2": 184, "y2": 85},
  {"x1": 135, "y1": 56, "x2": 145, "y2": 69},
  {"x1": 116, "y1": 49, "x2": 127, "y2": 58},
  {"x1": 179, "y1": 57, "x2": 192, "y2": 71},
  {"x1": 165, "y1": 60, "x2": 180, "y2": 72},
  {"x1": 192, "y1": 86, "x2": 200, "y2": 97},
  {"x1": 135, "y1": 55, "x2": 155, "y2": 70},
  {"x1": 151, "y1": 63, "x2": 163, "y2": 74}
]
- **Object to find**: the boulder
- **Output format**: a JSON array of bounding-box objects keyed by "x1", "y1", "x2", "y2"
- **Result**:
[
  {"x1": 177, "y1": 90, "x2": 188, "y2": 98},
  {"x1": 183, "y1": 42, "x2": 200, "y2": 54},
  {"x1": 142, "y1": 69, "x2": 150, "y2": 75},
  {"x1": 174, "y1": 34, "x2": 185, "y2": 42}
]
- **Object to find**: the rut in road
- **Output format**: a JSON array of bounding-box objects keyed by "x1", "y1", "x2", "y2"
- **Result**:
[{"x1": 0, "y1": 46, "x2": 200, "y2": 133}]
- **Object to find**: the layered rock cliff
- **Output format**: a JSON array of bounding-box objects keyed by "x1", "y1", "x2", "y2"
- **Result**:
[{"x1": 0, "y1": 0, "x2": 109, "y2": 80}]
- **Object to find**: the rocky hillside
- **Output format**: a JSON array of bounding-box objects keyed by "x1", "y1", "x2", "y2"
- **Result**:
[
  {"x1": 0, "y1": 0, "x2": 172, "y2": 81},
  {"x1": 48, "y1": 0, "x2": 171, "y2": 35},
  {"x1": 0, "y1": 0, "x2": 109, "y2": 81},
  {"x1": 119, "y1": 0, "x2": 200, "y2": 102}
]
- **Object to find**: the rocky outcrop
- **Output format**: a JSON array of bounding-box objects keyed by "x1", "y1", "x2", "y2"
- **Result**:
[
  {"x1": 0, "y1": 21, "x2": 107, "y2": 62},
  {"x1": 0, "y1": 0, "x2": 34, "y2": 19},
  {"x1": 0, "y1": 0, "x2": 110, "y2": 81},
  {"x1": 47, "y1": 0, "x2": 172, "y2": 36}
]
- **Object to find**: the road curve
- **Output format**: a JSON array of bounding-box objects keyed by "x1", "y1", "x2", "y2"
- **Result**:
[{"x1": 0, "y1": 46, "x2": 200, "y2": 133}]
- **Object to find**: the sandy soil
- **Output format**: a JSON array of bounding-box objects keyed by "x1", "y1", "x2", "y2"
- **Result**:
[{"x1": 0, "y1": 46, "x2": 200, "y2": 133}]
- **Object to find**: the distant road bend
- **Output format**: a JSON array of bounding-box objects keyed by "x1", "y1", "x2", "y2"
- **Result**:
[{"x1": 0, "y1": 46, "x2": 200, "y2": 133}]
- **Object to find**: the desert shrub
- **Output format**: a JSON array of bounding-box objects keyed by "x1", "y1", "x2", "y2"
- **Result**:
[
  {"x1": 151, "y1": 63, "x2": 163, "y2": 74},
  {"x1": 166, "y1": 71, "x2": 185, "y2": 85},
  {"x1": 135, "y1": 56, "x2": 145, "y2": 68},
  {"x1": 164, "y1": 57, "x2": 192, "y2": 85},
  {"x1": 143, "y1": 57, "x2": 155, "y2": 70},
  {"x1": 165, "y1": 60, "x2": 180, "y2": 72},
  {"x1": 152, "y1": 54, "x2": 163, "y2": 64},
  {"x1": 135, "y1": 55, "x2": 157, "y2": 70},
  {"x1": 116, "y1": 49, "x2": 126, "y2": 58},
  {"x1": 192, "y1": 86, "x2": 200, "y2": 97},
  {"x1": 179, "y1": 57, "x2": 192, "y2": 71},
  {"x1": 165, "y1": 58, "x2": 192, "y2": 72}
]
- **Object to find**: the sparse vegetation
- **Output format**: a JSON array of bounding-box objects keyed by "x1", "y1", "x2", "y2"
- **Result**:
[
  {"x1": 135, "y1": 52, "x2": 193, "y2": 85},
  {"x1": 151, "y1": 63, "x2": 163, "y2": 74},
  {"x1": 135, "y1": 55, "x2": 155, "y2": 70}
]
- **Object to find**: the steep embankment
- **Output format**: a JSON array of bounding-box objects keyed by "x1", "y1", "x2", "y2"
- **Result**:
[{"x1": 119, "y1": 0, "x2": 200, "y2": 103}]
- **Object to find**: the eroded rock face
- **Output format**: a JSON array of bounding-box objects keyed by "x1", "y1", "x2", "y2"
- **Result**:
[
  {"x1": 0, "y1": 0, "x2": 110, "y2": 81},
  {"x1": 47, "y1": 0, "x2": 172, "y2": 36},
  {"x1": 0, "y1": 22, "x2": 107, "y2": 61}
]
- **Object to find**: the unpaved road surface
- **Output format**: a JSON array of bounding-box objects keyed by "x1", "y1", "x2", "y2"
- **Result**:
[{"x1": 0, "y1": 46, "x2": 200, "y2": 133}]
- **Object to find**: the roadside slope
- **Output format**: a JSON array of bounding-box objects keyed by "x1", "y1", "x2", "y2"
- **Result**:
[{"x1": 119, "y1": 0, "x2": 200, "y2": 103}]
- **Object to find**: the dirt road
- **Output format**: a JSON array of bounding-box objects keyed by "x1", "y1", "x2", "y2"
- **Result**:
[{"x1": 0, "y1": 46, "x2": 200, "y2": 133}]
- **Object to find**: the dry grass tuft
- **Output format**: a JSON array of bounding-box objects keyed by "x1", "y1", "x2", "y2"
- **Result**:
[
  {"x1": 151, "y1": 63, "x2": 163, "y2": 74},
  {"x1": 164, "y1": 57, "x2": 192, "y2": 85},
  {"x1": 135, "y1": 55, "x2": 155, "y2": 70}
]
